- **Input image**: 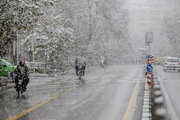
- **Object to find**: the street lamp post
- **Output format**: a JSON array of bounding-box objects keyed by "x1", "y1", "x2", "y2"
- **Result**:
[
  {"x1": 11, "y1": 34, "x2": 17, "y2": 63},
  {"x1": 32, "y1": 32, "x2": 35, "y2": 73},
  {"x1": 11, "y1": 34, "x2": 17, "y2": 81},
  {"x1": 145, "y1": 32, "x2": 153, "y2": 60}
]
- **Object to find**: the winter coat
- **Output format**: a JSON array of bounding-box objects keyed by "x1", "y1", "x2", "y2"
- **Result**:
[{"x1": 15, "y1": 65, "x2": 29, "y2": 77}]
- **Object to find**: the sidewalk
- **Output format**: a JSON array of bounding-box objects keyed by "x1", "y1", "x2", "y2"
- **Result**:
[
  {"x1": 0, "y1": 77, "x2": 14, "y2": 94},
  {"x1": 0, "y1": 69, "x2": 74, "y2": 94},
  {"x1": 30, "y1": 68, "x2": 75, "y2": 77},
  {"x1": 0, "y1": 66, "x2": 101, "y2": 94}
]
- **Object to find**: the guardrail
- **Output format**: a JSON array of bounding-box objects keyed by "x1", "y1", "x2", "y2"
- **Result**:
[
  {"x1": 26, "y1": 62, "x2": 46, "y2": 73},
  {"x1": 25, "y1": 61, "x2": 75, "y2": 73},
  {"x1": 151, "y1": 73, "x2": 167, "y2": 120}
]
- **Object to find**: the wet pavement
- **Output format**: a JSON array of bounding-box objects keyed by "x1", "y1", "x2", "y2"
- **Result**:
[
  {"x1": 156, "y1": 65, "x2": 180, "y2": 119},
  {"x1": 0, "y1": 65, "x2": 145, "y2": 120}
]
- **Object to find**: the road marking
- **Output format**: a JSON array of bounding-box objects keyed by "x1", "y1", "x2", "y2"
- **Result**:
[
  {"x1": 7, "y1": 69, "x2": 108, "y2": 120},
  {"x1": 122, "y1": 68, "x2": 141, "y2": 120},
  {"x1": 122, "y1": 81, "x2": 140, "y2": 120},
  {"x1": 31, "y1": 83, "x2": 65, "y2": 87},
  {"x1": 7, "y1": 83, "x2": 84, "y2": 120}
]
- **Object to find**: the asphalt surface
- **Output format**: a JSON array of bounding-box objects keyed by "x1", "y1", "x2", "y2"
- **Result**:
[
  {"x1": 156, "y1": 65, "x2": 180, "y2": 119},
  {"x1": 0, "y1": 65, "x2": 145, "y2": 120}
]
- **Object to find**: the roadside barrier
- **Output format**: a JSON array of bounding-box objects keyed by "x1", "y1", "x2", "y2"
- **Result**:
[
  {"x1": 142, "y1": 68, "x2": 170, "y2": 120},
  {"x1": 151, "y1": 71, "x2": 167, "y2": 120},
  {"x1": 142, "y1": 78, "x2": 152, "y2": 120}
]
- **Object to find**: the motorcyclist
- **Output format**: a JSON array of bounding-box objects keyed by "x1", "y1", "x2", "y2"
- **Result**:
[
  {"x1": 75, "y1": 57, "x2": 86, "y2": 76},
  {"x1": 100, "y1": 56, "x2": 107, "y2": 67},
  {"x1": 14, "y1": 60, "x2": 29, "y2": 92}
]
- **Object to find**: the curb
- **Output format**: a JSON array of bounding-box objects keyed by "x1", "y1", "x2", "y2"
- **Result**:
[
  {"x1": 30, "y1": 70, "x2": 72, "y2": 78},
  {"x1": 0, "y1": 70, "x2": 71, "y2": 94},
  {"x1": 0, "y1": 83, "x2": 15, "y2": 94},
  {"x1": 0, "y1": 77, "x2": 15, "y2": 94}
]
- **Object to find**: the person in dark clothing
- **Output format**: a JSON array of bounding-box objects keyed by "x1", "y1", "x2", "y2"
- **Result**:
[
  {"x1": 15, "y1": 60, "x2": 29, "y2": 92},
  {"x1": 75, "y1": 57, "x2": 79, "y2": 76},
  {"x1": 75, "y1": 57, "x2": 86, "y2": 76}
]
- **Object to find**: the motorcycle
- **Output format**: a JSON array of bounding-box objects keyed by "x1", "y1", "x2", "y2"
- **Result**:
[
  {"x1": 77, "y1": 64, "x2": 85, "y2": 82},
  {"x1": 100, "y1": 60, "x2": 105, "y2": 68},
  {"x1": 15, "y1": 76, "x2": 27, "y2": 98}
]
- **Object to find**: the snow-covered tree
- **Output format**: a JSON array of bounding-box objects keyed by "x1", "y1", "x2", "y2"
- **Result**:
[
  {"x1": 0, "y1": 0, "x2": 42, "y2": 56},
  {"x1": 1, "y1": 0, "x2": 131, "y2": 68},
  {"x1": 86, "y1": 0, "x2": 131, "y2": 64},
  {"x1": 0, "y1": 0, "x2": 57, "y2": 57},
  {"x1": 163, "y1": 2, "x2": 180, "y2": 57},
  {"x1": 33, "y1": 1, "x2": 76, "y2": 66},
  {"x1": 35, "y1": 25, "x2": 75, "y2": 61}
]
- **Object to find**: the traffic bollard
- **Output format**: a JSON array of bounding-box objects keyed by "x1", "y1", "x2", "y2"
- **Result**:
[
  {"x1": 152, "y1": 96, "x2": 165, "y2": 120},
  {"x1": 154, "y1": 107, "x2": 166, "y2": 120}
]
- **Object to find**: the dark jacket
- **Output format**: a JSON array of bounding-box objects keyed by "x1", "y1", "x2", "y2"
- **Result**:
[
  {"x1": 75, "y1": 59, "x2": 86, "y2": 69},
  {"x1": 15, "y1": 65, "x2": 29, "y2": 77}
]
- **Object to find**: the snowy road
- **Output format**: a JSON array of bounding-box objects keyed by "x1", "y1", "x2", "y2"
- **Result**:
[
  {"x1": 156, "y1": 65, "x2": 180, "y2": 119},
  {"x1": 0, "y1": 65, "x2": 144, "y2": 120}
]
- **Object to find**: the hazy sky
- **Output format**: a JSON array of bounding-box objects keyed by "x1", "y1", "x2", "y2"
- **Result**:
[{"x1": 125, "y1": 0, "x2": 175, "y2": 56}]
